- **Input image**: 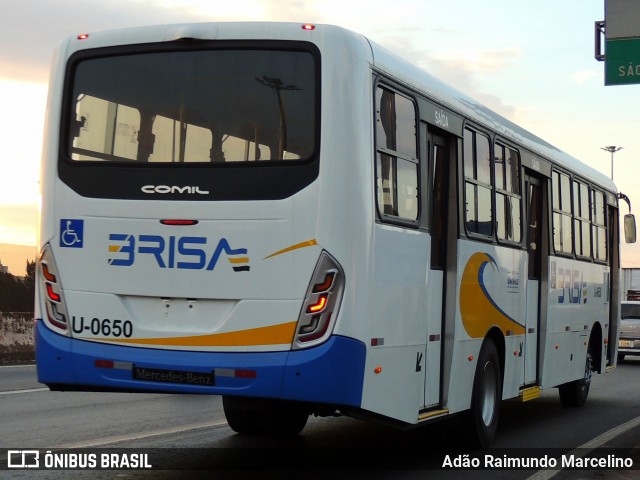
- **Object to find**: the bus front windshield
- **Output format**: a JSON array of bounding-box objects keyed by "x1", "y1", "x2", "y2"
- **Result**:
[{"x1": 67, "y1": 47, "x2": 317, "y2": 165}]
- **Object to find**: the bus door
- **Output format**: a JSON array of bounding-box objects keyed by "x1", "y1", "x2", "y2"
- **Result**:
[
  {"x1": 524, "y1": 170, "x2": 544, "y2": 384},
  {"x1": 422, "y1": 131, "x2": 450, "y2": 408}
]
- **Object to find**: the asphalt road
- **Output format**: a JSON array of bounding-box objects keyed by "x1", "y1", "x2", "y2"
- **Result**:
[{"x1": 2, "y1": 357, "x2": 640, "y2": 479}]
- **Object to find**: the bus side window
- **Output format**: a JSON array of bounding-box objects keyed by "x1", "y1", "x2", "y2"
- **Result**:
[
  {"x1": 463, "y1": 127, "x2": 493, "y2": 237},
  {"x1": 573, "y1": 180, "x2": 591, "y2": 258},
  {"x1": 495, "y1": 143, "x2": 522, "y2": 244},
  {"x1": 375, "y1": 85, "x2": 419, "y2": 222},
  {"x1": 552, "y1": 171, "x2": 573, "y2": 255},
  {"x1": 592, "y1": 189, "x2": 607, "y2": 261}
]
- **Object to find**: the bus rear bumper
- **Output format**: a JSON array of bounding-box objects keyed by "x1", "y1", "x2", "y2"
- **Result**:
[{"x1": 35, "y1": 320, "x2": 365, "y2": 407}]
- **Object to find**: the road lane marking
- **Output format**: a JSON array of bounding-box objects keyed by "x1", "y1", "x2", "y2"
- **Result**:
[
  {"x1": 0, "y1": 387, "x2": 48, "y2": 395},
  {"x1": 526, "y1": 415, "x2": 640, "y2": 480},
  {"x1": 53, "y1": 419, "x2": 230, "y2": 448}
]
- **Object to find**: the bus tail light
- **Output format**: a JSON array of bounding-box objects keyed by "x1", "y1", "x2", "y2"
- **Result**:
[
  {"x1": 306, "y1": 295, "x2": 328, "y2": 313},
  {"x1": 293, "y1": 251, "x2": 345, "y2": 349},
  {"x1": 38, "y1": 245, "x2": 70, "y2": 333}
]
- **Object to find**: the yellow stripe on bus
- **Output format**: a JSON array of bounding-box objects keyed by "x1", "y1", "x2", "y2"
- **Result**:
[
  {"x1": 227, "y1": 257, "x2": 250, "y2": 264},
  {"x1": 97, "y1": 321, "x2": 297, "y2": 347}
]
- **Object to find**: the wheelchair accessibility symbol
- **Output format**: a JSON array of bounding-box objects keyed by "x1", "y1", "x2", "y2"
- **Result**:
[{"x1": 60, "y1": 219, "x2": 84, "y2": 248}]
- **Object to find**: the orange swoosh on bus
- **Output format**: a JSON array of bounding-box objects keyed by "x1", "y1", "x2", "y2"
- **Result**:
[
  {"x1": 95, "y1": 321, "x2": 297, "y2": 347},
  {"x1": 263, "y1": 240, "x2": 318, "y2": 260},
  {"x1": 459, "y1": 252, "x2": 525, "y2": 338}
]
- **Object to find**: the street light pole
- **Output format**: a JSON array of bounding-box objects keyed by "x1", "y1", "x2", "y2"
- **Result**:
[{"x1": 601, "y1": 146, "x2": 623, "y2": 181}]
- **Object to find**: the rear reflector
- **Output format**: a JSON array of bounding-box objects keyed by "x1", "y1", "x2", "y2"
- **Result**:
[
  {"x1": 214, "y1": 368, "x2": 257, "y2": 378},
  {"x1": 95, "y1": 359, "x2": 114, "y2": 369},
  {"x1": 94, "y1": 360, "x2": 133, "y2": 370}
]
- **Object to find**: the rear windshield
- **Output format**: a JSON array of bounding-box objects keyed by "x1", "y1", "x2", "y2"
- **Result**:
[
  {"x1": 622, "y1": 303, "x2": 640, "y2": 319},
  {"x1": 67, "y1": 47, "x2": 317, "y2": 164}
]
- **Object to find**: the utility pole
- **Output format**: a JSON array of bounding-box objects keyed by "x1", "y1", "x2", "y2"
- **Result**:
[{"x1": 601, "y1": 146, "x2": 623, "y2": 181}]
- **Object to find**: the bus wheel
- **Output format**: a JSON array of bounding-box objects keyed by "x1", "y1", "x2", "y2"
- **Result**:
[
  {"x1": 559, "y1": 344, "x2": 593, "y2": 407},
  {"x1": 223, "y1": 396, "x2": 260, "y2": 434},
  {"x1": 467, "y1": 339, "x2": 502, "y2": 448},
  {"x1": 257, "y1": 401, "x2": 309, "y2": 436},
  {"x1": 222, "y1": 396, "x2": 308, "y2": 436}
]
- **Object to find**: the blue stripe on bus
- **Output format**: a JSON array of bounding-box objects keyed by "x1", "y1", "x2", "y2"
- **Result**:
[{"x1": 35, "y1": 320, "x2": 365, "y2": 407}]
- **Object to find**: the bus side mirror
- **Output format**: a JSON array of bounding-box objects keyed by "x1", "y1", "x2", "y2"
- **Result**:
[{"x1": 624, "y1": 214, "x2": 636, "y2": 243}]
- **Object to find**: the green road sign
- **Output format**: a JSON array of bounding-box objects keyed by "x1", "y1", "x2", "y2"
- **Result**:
[{"x1": 606, "y1": 37, "x2": 640, "y2": 85}]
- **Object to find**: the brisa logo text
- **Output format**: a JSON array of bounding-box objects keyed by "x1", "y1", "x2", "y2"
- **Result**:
[{"x1": 108, "y1": 234, "x2": 250, "y2": 272}]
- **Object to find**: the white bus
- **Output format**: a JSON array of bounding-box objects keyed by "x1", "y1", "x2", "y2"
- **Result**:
[{"x1": 36, "y1": 22, "x2": 636, "y2": 446}]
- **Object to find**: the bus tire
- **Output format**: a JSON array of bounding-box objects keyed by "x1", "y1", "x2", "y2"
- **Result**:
[
  {"x1": 467, "y1": 339, "x2": 502, "y2": 448},
  {"x1": 559, "y1": 343, "x2": 593, "y2": 407},
  {"x1": 223, "y1": 396, "x2": 260, "y2": 434},
  {"x1": 222, "y1": 396, "x2": 308, "y2": 436},
  {"x1": 257, "y1": 402, "x2": 309, "y2": 437}
]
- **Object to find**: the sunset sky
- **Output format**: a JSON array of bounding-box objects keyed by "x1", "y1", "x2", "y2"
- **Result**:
[{"x1": 1, "y1": 0, "x2": 640, "y2": 267}]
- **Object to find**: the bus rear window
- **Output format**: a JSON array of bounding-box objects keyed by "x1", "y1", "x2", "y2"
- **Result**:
[{"x1": 67, "y1": 48, "x2": 317, "y2": 164}]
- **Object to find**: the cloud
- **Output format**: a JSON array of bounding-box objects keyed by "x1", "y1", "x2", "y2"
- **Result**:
[
  {"x1": 0, "y1": 203, "x2": 38, "y2": 246},
  {"x1": 407, "y1": 48, "x2": 520, "y2": 121},
  {"x1": 0, "y1": 0, "x2": 203, "y2": 82},
  {"x1": 0, "y1": 0, "x2": 374, "y2": 82},
  {"x1": 433, "y1": 47, "x2": 522, "y2": 75},
  {"x1": 334, "y1": 26, "x2": 523, "y2": 126},
  {"x1": 574, "y1": 69, "x2": 601, "y2": 86}
]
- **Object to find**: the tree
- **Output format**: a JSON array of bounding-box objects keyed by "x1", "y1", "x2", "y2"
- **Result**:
[{"x1": 0, "y1": 259, "x2": 36, "y2": 312}]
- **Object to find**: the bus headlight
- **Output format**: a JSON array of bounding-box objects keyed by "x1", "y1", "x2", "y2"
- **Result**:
[
  {"x1": 38, "y1": 244, "x2": 70, "y2": 334},
  {"x1": 293, "y1": 251, "x2": 345, "y2": 349}
]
